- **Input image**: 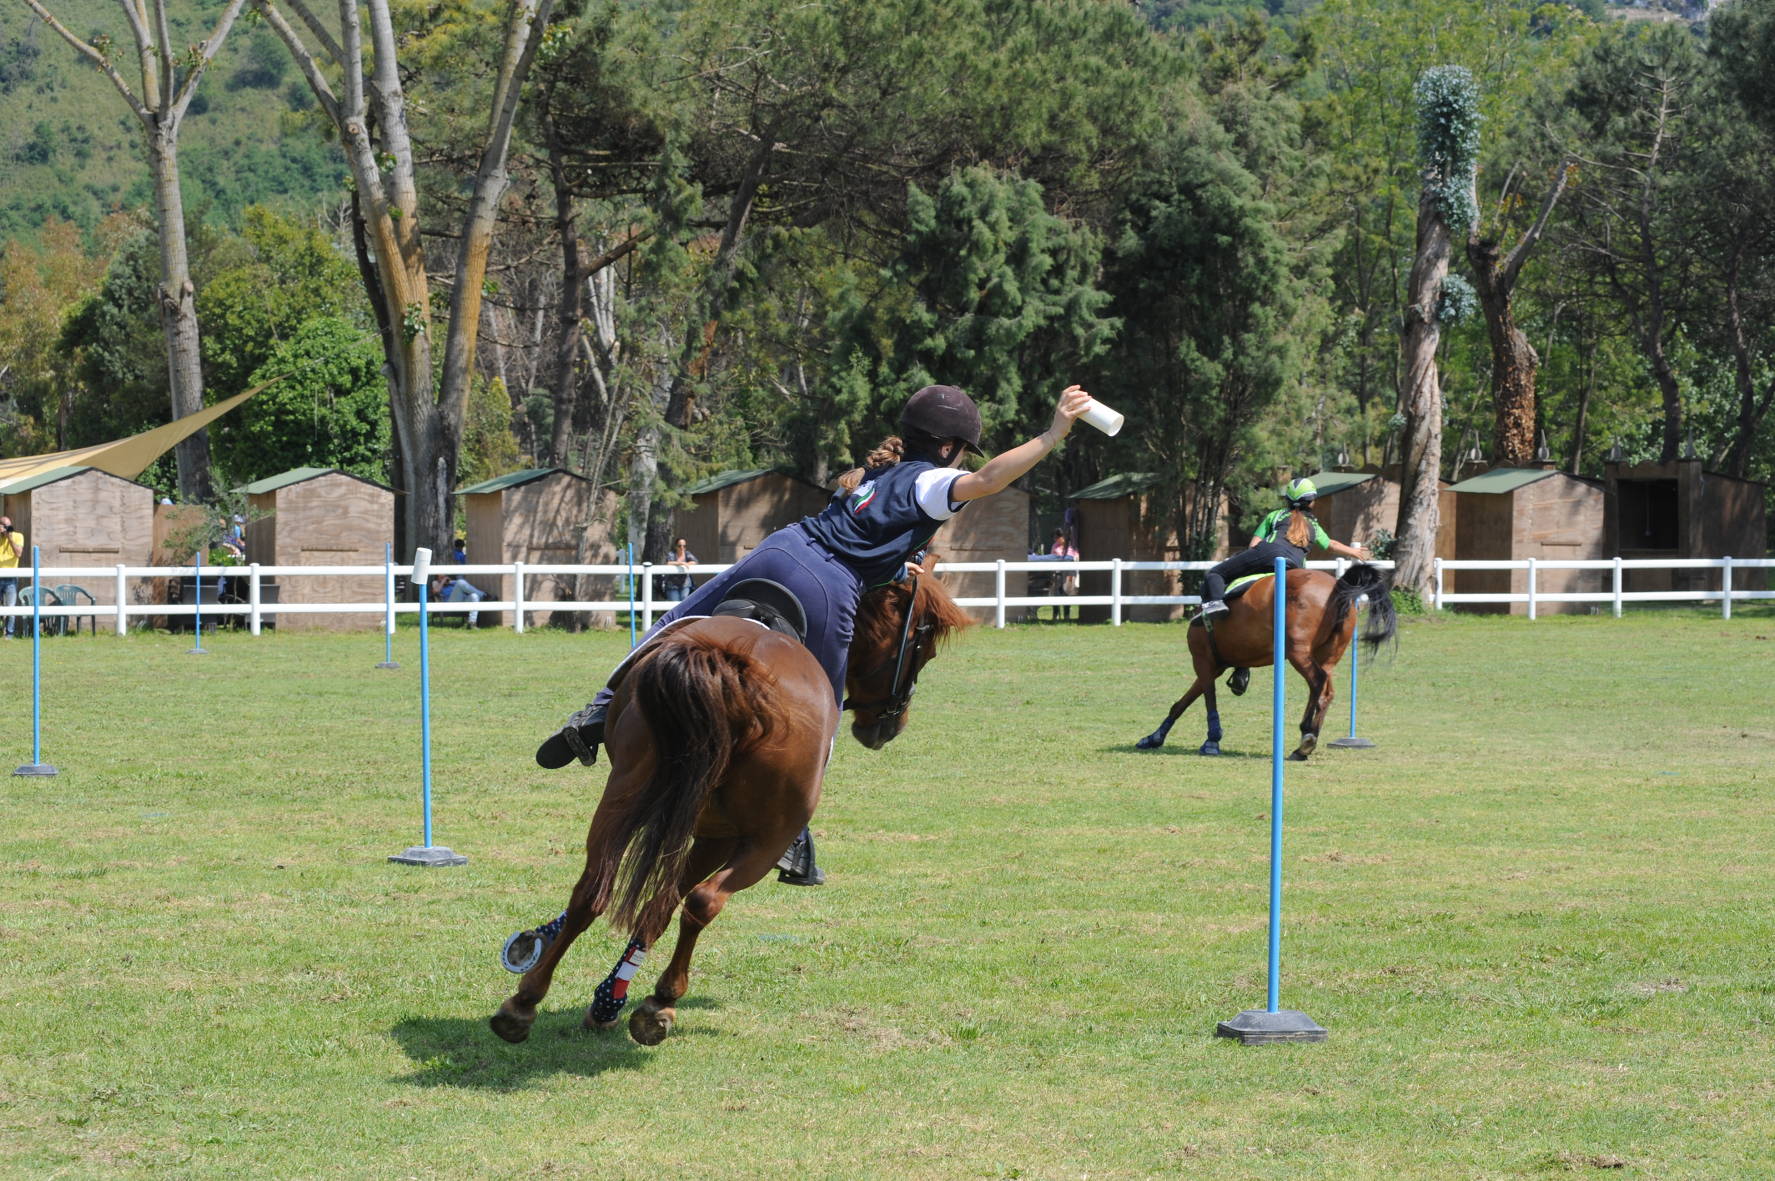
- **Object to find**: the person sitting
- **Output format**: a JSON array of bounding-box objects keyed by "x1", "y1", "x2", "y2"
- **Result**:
[
  {"x1": 430, "y1": 571, "x2": 487, "y2": 627},
  {"x1": 1198, "y1": 478, "x2": 1370, "y2": 617}
]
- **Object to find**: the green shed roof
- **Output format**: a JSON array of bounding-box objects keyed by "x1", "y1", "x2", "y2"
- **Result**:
[
  {"x1": 1446, "y1": 467, "x2": 1563, "y2": 494},
  {"x1": 455, "y1": 468, "x2": 585, "y2": 495},
  {"x1": 1298, "y1": 470, "x2": 1377, "y2": 496},
  {"x1": 0, "y1": 465, "x2": 94, "y2": 495},
  {"x1": 1070, "y1": 472, "x2": 1161, "y2": 500},
  {"x1": 680, "y1": 467, "x2": 828, "y2": 496},
  {"x1": 238, "y1": 466, "x2": 336, "y2": 494}
]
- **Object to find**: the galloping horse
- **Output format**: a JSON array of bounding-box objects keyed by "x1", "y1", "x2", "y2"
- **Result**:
[
  {"x1": 1135, "y1": 563, "x2": 1396, "y2": 761},
  {"x1": 491, "y1": 576, "x2": 973, "y2": 1047}
]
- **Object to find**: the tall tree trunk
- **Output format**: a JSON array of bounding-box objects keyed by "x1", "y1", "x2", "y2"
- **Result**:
[
  {"x1": 149, "y1": 127, "x2": 213, "y2": 501},
  {"x1": 1393, "y1": 187, "x2": 1450, "y2": 598},
  {"x1": 1718, "y1": 249, "x2": 1775, "y2": 477},
  {"x1": 1468, "y1": 163, "x2": 1567, "y2": 469},
  {"x1": 1567, "y1": 331, "x2": 1597, "y2": 476}
]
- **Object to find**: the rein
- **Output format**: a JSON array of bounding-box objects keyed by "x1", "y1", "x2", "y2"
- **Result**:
[{"x1": 842, "y1": 576, "x2": 932, "y2": 721}]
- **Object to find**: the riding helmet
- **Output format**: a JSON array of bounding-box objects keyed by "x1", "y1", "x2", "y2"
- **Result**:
[
  {"x1": 900, "y1": 385, "x2": 983, "y2": 453},
  {"x1": 1282, "y1": 476, "x2": 1318, "y2": 506}
]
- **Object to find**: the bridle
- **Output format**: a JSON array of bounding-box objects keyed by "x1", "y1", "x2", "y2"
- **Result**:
[{"x1": 842, "y1": 577, "x2": 933, "y2": 723}]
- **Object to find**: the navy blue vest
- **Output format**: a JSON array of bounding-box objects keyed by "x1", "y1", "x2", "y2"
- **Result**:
[{"x1": 798, "y1": 461, "x2": 960, "y2": 587}]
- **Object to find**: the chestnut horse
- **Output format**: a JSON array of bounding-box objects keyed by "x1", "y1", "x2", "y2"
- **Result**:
[
  {"x1": 1135, "y1": 563, "x2": 1395, "y2": 761},
  {"x1": 491, "y1": 576, "x2": 972, "y2": 1047}
]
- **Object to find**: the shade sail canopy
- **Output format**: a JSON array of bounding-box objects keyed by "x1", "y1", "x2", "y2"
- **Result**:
[{"x1": 0, "y1": 382, "x2": 272, "y2": 487}]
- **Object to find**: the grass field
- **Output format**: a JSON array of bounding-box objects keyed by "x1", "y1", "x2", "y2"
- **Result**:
[{"x1": 3, "y1": 609, "x2": 1773, "y2": 1178}]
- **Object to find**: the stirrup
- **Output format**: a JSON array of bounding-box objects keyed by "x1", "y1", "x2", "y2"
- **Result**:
[
  {"x1": 1199, "y1": 599, "x2": 1228, "y2": 617},
  {"x1": 1228, "y1": 667, "x2": 1250, "y2": 696},
  {"x1": 775, "y1": 829, "x2": 825, "y2": 886}
]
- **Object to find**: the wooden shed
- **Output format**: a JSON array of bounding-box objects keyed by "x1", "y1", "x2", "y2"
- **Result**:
[
  {"x1": 1604, "y1": 458, "x2": 1768, "y2": 596},
  {"x1": 242, "y1": 466, "x2": 394, "y2": 632},
  {"x1": 675, "y1": 468, "x2": 833, "y2": 565},
  {"x1": 1303, "y1": 466, "x2": 1458, "y2": 563},
  {"x1": 1067, "y1": 473, "x2": 1228, "y2": 623},
  {"x1": 0, "y1": 465, "x2": 153, "y2": 613},
  {"x1": 1447, "y1": 466, "x2": 1607, "y2": 614},
  {"x1": 934, "y1": 482, "x2": 1030, "y2": 620},
  {"x1": 456, "y1": 467, "x2": 618, "y2": 628}
]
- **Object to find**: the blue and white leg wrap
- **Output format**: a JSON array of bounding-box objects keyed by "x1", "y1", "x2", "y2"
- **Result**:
[
  {"x1": 589, "y1": 939, "x2": 648, "y2": 1025},
  {"x1": 1206, "y1": 710, "x2": 1223, "y2": 743}
]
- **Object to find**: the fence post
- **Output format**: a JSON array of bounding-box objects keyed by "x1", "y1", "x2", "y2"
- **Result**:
[
  {"x1": 1612, "y1": 556, "x2": 1623, "y2": 619},
  {"x1": 513, "y1": 561, "x2": 527, "y2": 634},
  {"x1": 248, "y1": 564, "x2": 262, "y2": 636},
  {"x1": 1721, "y1": 556, "x2": 1733, "y2": 620},
  {"x1": 1111, "y1": 559, "x2": 1124, "y2": 626},
  {"x1": 1526, "y1": 557, "x2": 1537, "y2": 621},
  {"x1": 994, "y1": 560, "x2": 1006, "y2": 629},
  {"x1": 114, "y1": 564, "x2": 128, "y2": 636}
]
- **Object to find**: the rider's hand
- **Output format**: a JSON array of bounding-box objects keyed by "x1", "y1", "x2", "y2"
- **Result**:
[
  {"x1": 1047, "y1": 385, "x2": 1093, "y2": 442},
  {"x1": 902, "y1": 561, "x2": 928, "y2": 580}
]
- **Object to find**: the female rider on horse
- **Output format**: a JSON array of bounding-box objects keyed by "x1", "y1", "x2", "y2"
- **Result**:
[
  {"x1": 1197, "y1": 477, "x2": 1371, "y2": 617},
  {"x1": 536, "y1": 382, "x2": 1094, "y2": 877}
]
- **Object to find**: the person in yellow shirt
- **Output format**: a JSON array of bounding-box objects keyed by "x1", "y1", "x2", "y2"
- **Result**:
[{"x1": 0, "y1": 516, "x2": 23, "y2": 639}]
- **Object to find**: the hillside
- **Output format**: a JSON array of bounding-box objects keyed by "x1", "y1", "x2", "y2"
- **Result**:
[{"x1": 0, "y1": 0, "x2": 346, "y2": 240}]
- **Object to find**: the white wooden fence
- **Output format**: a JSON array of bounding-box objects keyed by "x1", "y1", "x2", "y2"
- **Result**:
[{"x1": 1, "y1": 555, "x2": 1771, "y2": 635}]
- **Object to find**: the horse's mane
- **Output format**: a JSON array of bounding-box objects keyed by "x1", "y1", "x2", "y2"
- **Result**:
[{"x1": 853, "y1": 573, "x2": 973, "y2": 656}]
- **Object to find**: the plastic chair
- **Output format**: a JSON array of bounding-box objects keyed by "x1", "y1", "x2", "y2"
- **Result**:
[
  {"x1": 18, "y1": 586, "x2": 65, "y2": 636},
  {"x1": 54, "y1": 585, "x2": 98, "y2": 636}
]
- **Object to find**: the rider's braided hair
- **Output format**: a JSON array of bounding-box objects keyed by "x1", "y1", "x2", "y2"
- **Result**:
[{"x1": 835, "y1": 430, "x2": 958, "y2": 493}]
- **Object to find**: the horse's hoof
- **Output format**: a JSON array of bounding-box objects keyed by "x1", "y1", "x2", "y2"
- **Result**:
[
  {"x1": 489, "y1": 1004, "x2": 534, "y2": 1044},
  {"x1": 1290, "y1": 734, "x2": 1317, "y2": 762},
  {"x1": 1198, "y1": 741, "x2": 1220, "y2": 757},
  {"x1": 628, "y1": 999, "x2": 675, "y2": 1046},
  {"x1": 1135, "y1": 733, "x2": 1164, "y2": 750},
  {"x1": 583, "y1": 1007, "x2": 621, "y2": 1032}
]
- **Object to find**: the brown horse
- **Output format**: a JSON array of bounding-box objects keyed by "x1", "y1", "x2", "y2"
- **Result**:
[
  {"x1": 1135, "y1": 563, "x2": 1395, "y2": 761},
  {"x1": 490, "y1": 576, "x2": 973, "y2": 1047}
]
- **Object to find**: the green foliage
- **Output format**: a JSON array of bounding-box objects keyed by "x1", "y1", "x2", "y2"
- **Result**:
[
  {"x1": 830, "y1": 166, "x2": 1115, "y2": 449},
  {"x1": 457, "y1": 376, "x2": 524, "y2": 490},
  {"x1": 1436, "y1": 271, "x2": 1478, "y2": 324},
  {"x1": 55, "y1": 229, "x2": 170, "y2": 446},
  {"x1": 198, "y1": 206, "x2": 366, "y2": 397},
  {"x1": 1414, "y1": 65, "x2": 1482, "y2": 235},
  {"x1": 215, "y1": 317, "x2": 390, "y2": 485},
  {"x1": 1389, "y1": 583, "x2": 1425, "y2": 614}
]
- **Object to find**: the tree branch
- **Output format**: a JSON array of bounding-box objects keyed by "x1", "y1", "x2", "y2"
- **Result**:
[
  {"x1": 170, "y1": 0, "x2": 251, "y2": 123},
  {"x1": 1499, "y1": 158, "x2": 1571, "y2": 290},
  {"x1": 279, "y1": 0, "x2": 345, "y2": 67},
  {"x1": 20, "y1": 0, "x2": 150, "y2": 120},
  {"x1": 255, "y1": 0, "x2": 343, "y2": 124}
]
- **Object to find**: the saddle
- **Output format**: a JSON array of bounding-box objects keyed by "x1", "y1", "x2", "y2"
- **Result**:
[
  {"x1": 709, "y1": 578, "x2": 808, "y2": 643},
  {"x1": 1189, "y1": 572, "x2": 1274, "y2": 630}
]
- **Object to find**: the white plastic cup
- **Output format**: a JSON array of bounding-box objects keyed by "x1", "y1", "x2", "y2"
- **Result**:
[
  {"x1": 1080, "y1": 398, "x2": 1124, "y2": 437},
  {"x1": 412, "y1": 546, "x2": 433, "y2": 586}
]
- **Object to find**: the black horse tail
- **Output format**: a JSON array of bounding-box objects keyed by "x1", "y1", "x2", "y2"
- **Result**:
[
  {"x1": 1329, "y1": 562, "x2": 1398, "y2": 658},
  {"x1": 586, "y1": 633, "x2": 771, "y2": 939}
]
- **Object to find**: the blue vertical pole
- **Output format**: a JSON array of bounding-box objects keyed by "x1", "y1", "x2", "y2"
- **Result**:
[
  {"x1": 15, "y1": 546, "x2": 57, "y2": 777},
  {"x1": 1267, "y1": 556, "x2": 1286, "y2": 1013},
  {"x1": 188, "y1": 552, "x2": 207, "y2": 654},
  {"x1": 419, "y1": 571, "x2": 433, "y2": 848},
  {"x1": 1346, "y1": 651, "x2": 1359, "y2": 739},
  {"x1": 31, "y1": 545, "x2": 43, "y2": 761}
]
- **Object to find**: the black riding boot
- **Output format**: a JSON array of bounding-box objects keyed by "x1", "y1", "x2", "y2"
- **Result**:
[
  {"x1": 775, "y1": 826, "x2": 825, "y2": 886},
  {"x1": 535, "y1": 698, "x2": 608, "y2": 768}
]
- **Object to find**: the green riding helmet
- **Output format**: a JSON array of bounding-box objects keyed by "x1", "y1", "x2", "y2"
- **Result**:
[{"x1": 1282, "y1": 477, "x2": 1318, "y2": 506}]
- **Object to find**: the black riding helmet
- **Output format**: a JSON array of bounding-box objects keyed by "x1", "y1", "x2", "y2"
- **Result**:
[{"x1": 900, "y1": 385, "x2": 983, "y2": 456}]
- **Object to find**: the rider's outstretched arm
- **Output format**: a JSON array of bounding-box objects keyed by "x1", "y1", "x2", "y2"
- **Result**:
[{"x1": 951, "y1": 385, "x2": 1092, "y2": 503}]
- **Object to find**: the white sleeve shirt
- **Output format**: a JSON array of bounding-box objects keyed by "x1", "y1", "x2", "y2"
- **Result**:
[{"x1": 912, "y1": 468, "x2": 966, "y2": 521}]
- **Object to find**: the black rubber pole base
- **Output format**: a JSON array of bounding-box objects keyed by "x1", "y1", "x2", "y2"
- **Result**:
[
  {"x1": 1215, "y1": 1009, "x2": 1328, "y2": 1044},
  {"x1": 389, "y1": 845, "x2": 467, "y2": 867},
  {"x1": 13, "y1": 763, "x2": 58, "y2": 777},
  {"x1": 1328, "y1": 736, "x2": 1375, "y2": 749}
]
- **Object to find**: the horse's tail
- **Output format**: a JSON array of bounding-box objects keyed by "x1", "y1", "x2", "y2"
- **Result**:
[
  {"x1": 586, "y1": 632, "x2": 770, "y2": 938},
  {"x1": 1329, "y1": 562, "x2": 1398, "y2": 658}
]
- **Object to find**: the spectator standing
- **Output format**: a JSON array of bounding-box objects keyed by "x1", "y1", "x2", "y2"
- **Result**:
[
  {"x1": 0, "y1": 516, "x2": 23, "y2": 638},
  {"x1": 661, "y1": 537, "x2": 698, "y2": 603},
  {"x1": 1049, "y1": 528, "x2": 1080, "y2": 620}
]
